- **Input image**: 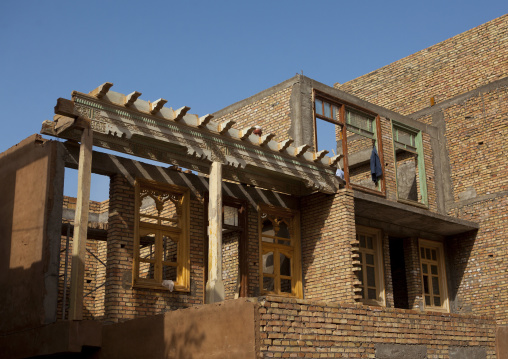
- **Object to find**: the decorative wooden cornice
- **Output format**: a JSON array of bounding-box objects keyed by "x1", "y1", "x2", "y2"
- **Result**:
[{"x1": 41, "y1": 83, "x2": 344, "y2": 195}]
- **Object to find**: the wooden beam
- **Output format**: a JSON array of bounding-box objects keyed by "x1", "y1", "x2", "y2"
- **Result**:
[
  {"x1": 69, "y1": 126, "x2": 93, "y2": 320},
  {"x1": 150, "y1": 98, "x2": 167, "y2": 114},
  {"x1": 205, "y1": 162, "x2": 225, "y2": 303},
  {"x1": 259, "y1": 133, "x2": 275, "y2": 146},
  {"x1": 94, "y1": 82, "x2": 113, "y2": 99},
  {"x1": 174, "y1": 106, "x2": 190, "y2": 121},
  {"x1": 278, "y1": 139, "x2": 294, "y2": 152},
  {"x1": 314, "y1": 149, "x2": 329, "y2": 162},
  {"x1": 218, "y1": 120, "x2": 235, "y2": 135},
  {"x1": 198, "y1": 114, "x2": 213, "y2": 128},
  {"x1": 124, "y1": 91, "x2": 142, "y2": 107},
  {"x1": 294, "y1": 144, "x2": 310, "y2": 157},
  {"x1": 239, "y1": 126, "x2": 255, "y2": 140}
]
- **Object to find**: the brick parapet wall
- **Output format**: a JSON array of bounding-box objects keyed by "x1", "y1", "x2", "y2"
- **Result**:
[
  {"x1": 300, "y1": 189, "x2": 356, "y2": 303},
  {"x1": 338, "y1": 15, "x2": 508, "y2": 116},
  {"x1": 258, "y1": 295, "x2": 496, "y2": 358}
]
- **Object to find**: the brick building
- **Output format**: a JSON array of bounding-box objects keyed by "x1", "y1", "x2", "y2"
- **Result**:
[{"x1": 0, "y1": 14, "x2": 506, "y2": 359}]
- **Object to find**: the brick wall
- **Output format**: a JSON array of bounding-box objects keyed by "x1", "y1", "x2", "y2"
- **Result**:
[
  {"x1": 214, "y1": 86, "x2": 293, "y2": 142},
  {"x1": 300, "y1": 190, "x2": 357, "y2": 302},
  {"x1": 104, "y1": 175, "x2": 205, "y2": 323},
  {"x1": 259, "y1": 295, "x2": 496, "y2": 358},
  {"x1": 338, "y1": 15, "x2": 508, "y2": 116}
]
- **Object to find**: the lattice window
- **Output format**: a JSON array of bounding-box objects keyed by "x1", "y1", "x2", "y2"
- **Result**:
[
  {"x1": 354, "y1": 226, "x2": 385, "y2": 306},
  {"x1": 419, "y1": 239, "x2": 449, "y2": 312},
  {"x1": 259, "y1": 205, "x2": 302, "y2": 297},
  {"x1": 133, "y1": 179, "x2": 190, "y2": 291}
]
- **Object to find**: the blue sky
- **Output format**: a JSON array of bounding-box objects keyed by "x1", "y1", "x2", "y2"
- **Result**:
[{"x1": 1, "y1": 1, "x2": 506, "y2": 201}]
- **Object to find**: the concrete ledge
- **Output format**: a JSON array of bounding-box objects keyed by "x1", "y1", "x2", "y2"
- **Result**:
[{"x1": 0, "y1": 320, "x2": 102, "y2": 359}]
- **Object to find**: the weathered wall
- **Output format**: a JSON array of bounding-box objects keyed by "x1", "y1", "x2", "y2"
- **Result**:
[
  {"x1": 338, "y1": 14, "x2": 508, "y2": 326},
  {"x1": 100, "y1": 299, "x2": 259, "y2": 359},
  {"x1": 259, "y1": 296, "x2": 496, "y2": 358},
  {"x1": 0, "y1": 135, "x2": 63, "y2": 335},
  {"x1": 338, "y1": 15, "x2": 508, "y2": 116}
]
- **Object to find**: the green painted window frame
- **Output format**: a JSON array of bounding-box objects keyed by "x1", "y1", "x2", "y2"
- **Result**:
[{"x1": 391, "y1": 121, "x2": 428, "y2": 206}]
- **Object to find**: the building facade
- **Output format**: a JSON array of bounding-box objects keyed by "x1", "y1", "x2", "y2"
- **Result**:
[{"x1": 0, "y1": 14, "x2": 506, "y2": 359}]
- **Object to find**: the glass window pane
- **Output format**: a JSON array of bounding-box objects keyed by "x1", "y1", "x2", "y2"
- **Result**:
[
  {"x1": 359, "y1": 235, "x2": 366, "y2": 248},
  {"x1": 138, "y1": 261, "x2": 155, "y2": 280},
  {"x1": 263, "y1": 277, "x2": 274, "y2": 292},
  {"x1": 315, "y1": 99, "x2": 323, "y2": 115},
  {"x1": 262, "y1": 219, "x2": 275, "y2": 236},
  {"x1": 421, "y1": 247, "x2": 425, "y2": 259},
  {"x1": 224, "y1": 206, "x2": 239, "y2": 226},
  {"x1": 434, "y1": 296, "x2": 441, "y2": 307},
  {"x1": 139, "y1": 233, "x2": 156, "y2": 260},
  {"x1": 366, "y1": 254, "x2": 374, "y2": 265},
  {"x1": 366, "y1": 236, "x2": 373, "y2": 249},
  {"x1": 316, "y1": 119, "x2": 338, "y2": 154},
  {"x1": 431, "y1": 265, "x2": 438, "y2": 275},
  {"x1": 281, "y1": 279, "x2": 292, "y2": 294},
  {"x1": 432, "y1": 276, "x2": 440, "y2": 295},
  {"x1": 367, "y1": 266, "x2": 376, "y2": 287},
  {"x1": 425, "y1": 295, "x2": 431, "y2": 305},
  {"x1": 423, "y1": 275, "x2": 429, "y2": 294},
  {"x1": 262, "y1": 237, "x2": 274, "y2": 243},
  {"x1": 359, "y1": 287, "x2": 365, "y2": 299},
  {"x1": 277, "y1": 220, "x2": 290, "y2": 239},
  {"x1": 162, "y1": 234, "x2": 178, "y2": 263},
  {"x1": 332, "y1": 105, "x2": 338, "y2": 120},
  {"x1": 262, "y1": 252, "x2": 274, "y2": 274},
  {"x1": 280, "y1": 253, "x2": 291, "y2": 277},
  {"x1": 426, "y1": 248, "x2": 431, "y2": 259},
  {"x1": 324, "y1": 102, "x2": 331, "y2": 118},
  {"x1": 358, "y1": 252, "x2": 363, "y2": 264},
  {"x1": 162, "y1": 264, "x2": 177, "y2": 281},
  {"x1": 368, "y1": 288, "x2": 377, "y2": 300},
  {"x1": 422, "y1": 263, "x2": 428, "y2": 274},
  {"x1": 356, "y1": 268, "x2": 363, "y2": 283},
  {"x1": 432, "y1": 250, "x2": 437, "y2": 261}
]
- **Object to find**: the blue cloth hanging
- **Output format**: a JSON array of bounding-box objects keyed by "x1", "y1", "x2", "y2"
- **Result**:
[{"x1": 370, "y1": 146, "x2": 382, "y2": 183}]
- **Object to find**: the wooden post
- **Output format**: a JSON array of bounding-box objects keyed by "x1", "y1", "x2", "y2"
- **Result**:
[
  {"x1": 69, "y1": 125, "x2": 93, "y2": 320},
  {"x1": 205, "y1": 161, "x2": 225, "y2": 303}
]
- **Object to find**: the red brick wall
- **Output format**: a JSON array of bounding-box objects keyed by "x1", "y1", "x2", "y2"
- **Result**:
[{"x1": 259, "y1": 296, "x2": 496, "y2": 358}]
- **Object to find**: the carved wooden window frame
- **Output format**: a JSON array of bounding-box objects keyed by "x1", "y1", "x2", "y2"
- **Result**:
[
  {"x1": 355, "y1": 226, "x2": 386, "y2": 306},
  {"x1": 313, "y1": 90, "x2": 386, "y2": 196},
  {"x1": 258, "y1": 204, "x2": 303, "y2": 298},
  {"x1": 133, "y1": 179, "x2": 190, "y2": 291},
  {"x1": 419, "y1": 239, "x2": 449, "y2": 312}
]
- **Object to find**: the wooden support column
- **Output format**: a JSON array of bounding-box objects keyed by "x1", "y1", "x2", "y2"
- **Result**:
[
  {"x1": 69, "y1": 125, "x2": 93, "y2": 320},
  {"x1": 205, "y1": 161, "x2": 225, "y2": 303}
]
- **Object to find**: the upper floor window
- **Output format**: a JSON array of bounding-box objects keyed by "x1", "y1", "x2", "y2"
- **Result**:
[
  {"x1": 392, "y1": 122, "x2": 428, "y2": 206},
  {"x1": 133, "y1": 179, "x2": 190, "y2": 291},
  {"x1": 314, "y1": 92, "x2": 384, "y2": 194},
  {"x1": 259, "y1": 204, "x2": 302, "y2": 298}
]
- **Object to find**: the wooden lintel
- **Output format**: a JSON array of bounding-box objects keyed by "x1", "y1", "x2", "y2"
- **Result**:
[
  {"x1": 94, "y1": 82, "x2": 113, "y2": 99},
  {"x1": 294, "y1": 144, "x2": 310, "y2": 157},
  {"x1": 124, "y1": 91, "x2": 142, "y2": 107},
  {"x1": 259, "y1": 133, "x2": 275, "y2": 146},
  {"x1": 329, "y1": 154, "x2": 343, "y2": 167},
  {"x1": 218, "y1": 120, "x2": 235, "y2": 135},
  {"x1": 174, "y1": 106, "x2": 191, "y2": 121},
  {"x1": 150, "y1": 98, "x2": 167, "y2": 114},
  {"x1": 314, "y1": 149, "x2": 329, "y2": 162},
  {"x1": 198, "y1": 114, "x2": 213, "y2": 128},
  {"x1": 239, "y1": 126, "x2": 255, "y2": 140},
  {"x1": 278, "y1": 139, "x2": 294, "y2": 152}
]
